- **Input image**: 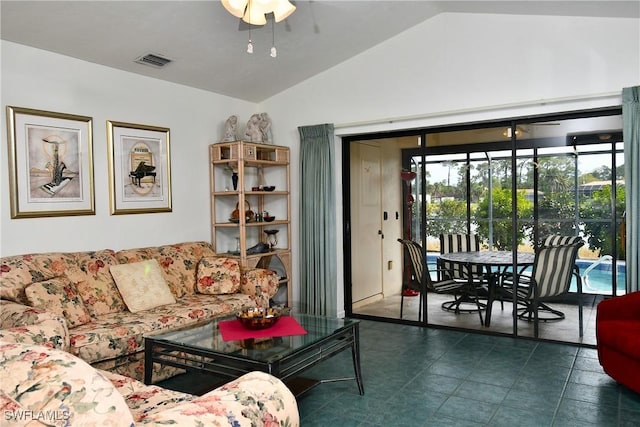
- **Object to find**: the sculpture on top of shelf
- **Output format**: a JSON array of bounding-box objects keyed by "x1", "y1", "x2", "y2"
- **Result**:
[
  {"x1": 244, "y1": 113, "x2": 273, "y2": 143},
  {"x1": 221, "y1": 115, "x2": 239, "y2": 142},
  {"x1": 245, "y1": 114, "x2": 262, "y2": 142},
  {"x1": 259, "y1": 113, "x2": 273, "y2": 143}
]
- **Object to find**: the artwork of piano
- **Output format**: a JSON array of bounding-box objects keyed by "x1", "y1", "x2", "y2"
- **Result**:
[
  {"x1": 129, "y1": 161, "x2": 156, "y2": 187},
  {"x1": 107, "y1": 120, "x2": 172, "y2": 214}
]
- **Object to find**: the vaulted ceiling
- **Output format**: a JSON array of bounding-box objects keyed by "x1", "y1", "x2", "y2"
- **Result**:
[{"x1": 1, "y1": 1, "x2": 638, "y2": 102}]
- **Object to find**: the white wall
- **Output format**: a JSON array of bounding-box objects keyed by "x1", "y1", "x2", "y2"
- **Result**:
[
  {"x1": 2, "y1": 13, "x2": 638, "y2": 316},
  {"x1": 261, "y1": 13, "x2": 640, "y2": 316},
  {"x1": 1, "y1": 40, "x2": 256, "y2": 255}
]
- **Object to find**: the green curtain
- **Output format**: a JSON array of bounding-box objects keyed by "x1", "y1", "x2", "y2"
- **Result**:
[
  {"x1": 623, "y1": 86, "x2": 639, "y2": 293},
  {"x1": 298, "y1": 124, "x2": 337, "y2": 316}
]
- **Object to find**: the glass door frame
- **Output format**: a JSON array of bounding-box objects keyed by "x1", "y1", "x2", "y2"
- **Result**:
[{"x1": 342, "y1": 106, "x2": 624, "y2": 339}]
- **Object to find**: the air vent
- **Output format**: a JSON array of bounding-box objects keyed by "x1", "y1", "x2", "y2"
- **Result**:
[{"x1": 134, "y1": 53, "x2": 173, "y2": 68}]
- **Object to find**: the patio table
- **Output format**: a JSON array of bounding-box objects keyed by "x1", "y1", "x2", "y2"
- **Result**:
[{"x1": 438, "y1": 251, "x2": 535, "y2": 327}]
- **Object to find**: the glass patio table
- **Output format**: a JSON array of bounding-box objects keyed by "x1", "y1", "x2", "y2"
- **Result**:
[
  {"x1": 144, "y1": 312, "x2": 364, "y2": 396},
  {"x1": 438, "y1": 251, "x2": 535, "y2": 327}
]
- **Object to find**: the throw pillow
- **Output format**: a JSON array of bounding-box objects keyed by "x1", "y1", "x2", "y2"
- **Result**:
[
  {"x1": 110, "y1": 259, "x2": 176, "y2": 312},
  {"x1": 196, "y1": 257, "x2": 241, "y2": 295},
  {"x1": 24, "y1": 277, "x2": 92, "y2": 327},
  {"x1": 70, "y1": 249, "x2": 127, "y2": 317}
]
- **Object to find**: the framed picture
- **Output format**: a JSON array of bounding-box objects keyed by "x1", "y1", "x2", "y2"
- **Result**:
[
  {"x1": 107, "y1": 121, "x2": 172, "y2": 215},
  {"x1": 6, "y1": 106, "x2": 95, "y2": 218}
]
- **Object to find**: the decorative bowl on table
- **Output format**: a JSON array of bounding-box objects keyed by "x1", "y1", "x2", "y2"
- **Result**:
[
  {"x1": 263, "y1": 186, "x2": 276, "y2": 192},
  {"x1": 263, "y1": 215, "x2": 276, "y2": 222},
  {"x1": 236, "y1": 307, "x2": 282, "y2": 330},
  {"x1": 239, "y1": 337, "x2": 281, "y2": 349}
]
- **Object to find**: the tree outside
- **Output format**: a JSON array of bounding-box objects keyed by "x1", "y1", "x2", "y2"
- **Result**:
[
  {"x1": 417, "y1": 153, "x2": 622, "y2": 257},
  {"x1": 580, "y1": 184, "x2": 626, "y2": 259},
  {"x1": 474, "y1": 188, "x2": 533, "y2": 250},
  {"x1": 535, "y1": 190, "x2": 577, "y2": 247},
  {"x1": 426, "y1": 199, "x2": 467, "y2": 238}
]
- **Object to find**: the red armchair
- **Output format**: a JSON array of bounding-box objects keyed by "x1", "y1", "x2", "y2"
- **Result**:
[{"x1": 596, "y1": 291, "x2": 640, "y2": 394}]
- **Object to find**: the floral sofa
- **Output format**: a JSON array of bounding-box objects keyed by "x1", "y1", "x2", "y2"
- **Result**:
[
  {"x1": 1, "y1": 341, "x2": 299, "y2": 426},
  {"x1": 0, "y1": 241, "x2": 279, "y2": 383}
]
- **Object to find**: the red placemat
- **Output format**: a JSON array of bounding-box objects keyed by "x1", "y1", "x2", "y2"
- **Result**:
[{"x1": 219, "y1": 316, "x2": 308, "y2": 341}]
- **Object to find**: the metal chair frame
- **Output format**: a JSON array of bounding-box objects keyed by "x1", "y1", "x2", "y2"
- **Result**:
[
  {"x1": 502, "y1": 240, "x2": 584, "y2": 337},
  {"x1": 438, "y1": 234, "x2": 488, "y2": 314},
  {"x1": 398, "y1": 238, "x2": 484, "y2": 325}
]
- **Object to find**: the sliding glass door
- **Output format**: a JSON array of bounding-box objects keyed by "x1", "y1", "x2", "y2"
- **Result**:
[{"x1": 343, "y1": 108, "x2": 624, "y2": 345}]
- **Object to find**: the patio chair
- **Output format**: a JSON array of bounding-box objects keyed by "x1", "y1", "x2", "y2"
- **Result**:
[
  {"x1": 541, "y1": 234, "x2": 583, "y2": 279},
  {"x1": 501, "y1": 241, "x2": 584, "y2": 338},
  {"x1": 438, "y1": 233, "x2": 488, "y2": 313},
  {"x1": 398, "y1": 238, "x2": 484, "y2": 324},
  {"x1": 542, "y1": 234, "x2": 583, "y2": 247},
  {"x1": 438, "y1": 233, "x2": 484, "y2": 280}
]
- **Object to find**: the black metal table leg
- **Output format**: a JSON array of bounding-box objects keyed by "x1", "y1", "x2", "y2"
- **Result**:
[
  {"x1": 144, "y1": 339, "x2": 153, "y2": 384},
  {"x1": 351, "y1": 323, "x2": 364, "y2": 395}
]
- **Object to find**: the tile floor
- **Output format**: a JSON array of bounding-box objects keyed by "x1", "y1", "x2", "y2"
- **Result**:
[
  {"x1": 159, "y1": 319, "x2": 640, "y2": 426},
  {"x1": 354, "y1": 292, "x2": 603, "y2": 346},
  {"x1": 297, "y1": 320, "x2": 640, "y2": 426}
]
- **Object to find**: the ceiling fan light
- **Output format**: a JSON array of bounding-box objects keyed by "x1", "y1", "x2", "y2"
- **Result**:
[
  {"x1": 272, "y1": 0, "x2": 296, "y2": 22},
  {"x1": 256, "y1": 0, "x2": 278, "y2": 13},
  {"x1": 221, "y1": 0, "x2": 248, "y2": 18},
  {"x1": 242, "y1": 2, "x2": 268, "y2": 25}
]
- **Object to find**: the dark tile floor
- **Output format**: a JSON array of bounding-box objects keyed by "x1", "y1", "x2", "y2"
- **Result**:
[
  {"x1": 298, "y1": 320, "x2": 639, "y2": 426},
  {"x1": 159, "y1": 319, "x2": 640, "y2": 426}
]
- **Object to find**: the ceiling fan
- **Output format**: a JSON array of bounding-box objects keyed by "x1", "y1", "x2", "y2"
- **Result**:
[
  {"x1": 505, "y1": 123, "x2": 561, "y2": 137},
  {"x1": 223, "y1": 0, "x2": 296, "y2": 27}
]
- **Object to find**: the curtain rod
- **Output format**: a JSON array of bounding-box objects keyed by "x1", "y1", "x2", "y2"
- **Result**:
[{"x1": 334, "y1": 91, "x2": 620, "y2": 129}]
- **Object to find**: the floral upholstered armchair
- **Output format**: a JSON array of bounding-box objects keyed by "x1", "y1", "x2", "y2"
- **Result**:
[{"x1": 0, "y1": 341, "x2": 299, "y2": 426}]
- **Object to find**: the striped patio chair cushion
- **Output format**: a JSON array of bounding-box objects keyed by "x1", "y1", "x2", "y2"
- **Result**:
[
  {"x1": 542, "y1": 235, "x2": 582, "y2": 247},
  {"x1": 439, "y1": 234, "x2": 483, "y2": 279},
  {"x1": 531, "y1": 243, "x2": 582, "y2": 299}
]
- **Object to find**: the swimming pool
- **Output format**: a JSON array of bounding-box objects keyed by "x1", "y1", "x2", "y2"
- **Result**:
[
  {"x1": 426, "y1": 253, "x2": 626, "y2": 295},
  {"x1": 575, "y1": 258, "x2": 626, "y2": 295}
]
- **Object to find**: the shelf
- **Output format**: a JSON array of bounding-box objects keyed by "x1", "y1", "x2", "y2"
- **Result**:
[
  {"x1": 245, "y1": 190, "x2": 288, "y2": 196},
  {"x1": 219, "y1": 249, "x2": 289, "y2": 261},
  {"x1": 247, "y1": 220, "x2": 287, "y2": 226},
  {"x1": 212, "y1": 191, "x2": 239, "y2": 196},
  {"x1": 210, "y1": 140, "x2": 291, "y2": 308},
  {"x1": 210, "y1": 141, "x2": 289, "y2": 163},
  {"x1": 212, "y1": 191, "x2": 287, "y2": 197},
  {"x1": 213, "y1": 220, "x2": 287, "y2": 226}
]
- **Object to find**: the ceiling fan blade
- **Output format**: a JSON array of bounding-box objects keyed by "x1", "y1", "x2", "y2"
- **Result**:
[{"x1": 237, "y1": 12, "x2": 275, "y2": 31}]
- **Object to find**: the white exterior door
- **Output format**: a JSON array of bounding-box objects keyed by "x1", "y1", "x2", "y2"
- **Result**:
[{"x1": 350, "y1": 143, "x2": 384, "y2": 303}]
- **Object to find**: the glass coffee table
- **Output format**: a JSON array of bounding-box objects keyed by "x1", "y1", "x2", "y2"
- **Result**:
[{"x1": 144, "y1": 313, "x2": 364, "y2": 396}]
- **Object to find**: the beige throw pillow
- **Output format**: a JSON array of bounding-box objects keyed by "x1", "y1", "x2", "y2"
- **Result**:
[
  {"x1": 25, "y1": 277, "x2": 92, "y2": 327},
  {"x1": 110, "y1": 259, "x2": 176, "y2": 313}
]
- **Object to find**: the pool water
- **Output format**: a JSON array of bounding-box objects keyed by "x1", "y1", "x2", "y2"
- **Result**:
[
  {"x1": 575, "y1": 259, "x2": 626, "y2": 295},
  {"x1": 426, "y1": 253, "x2": 626, "y2": 295}
]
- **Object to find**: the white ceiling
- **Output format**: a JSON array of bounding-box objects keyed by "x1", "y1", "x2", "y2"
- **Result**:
[{"x1": 1, "y1": 1, "x2": 638, "y2": 103}]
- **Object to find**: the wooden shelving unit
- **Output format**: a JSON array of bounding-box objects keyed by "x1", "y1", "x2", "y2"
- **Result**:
[{"x1": 209, "y1": 141, "x2": 291, "y2": 307}]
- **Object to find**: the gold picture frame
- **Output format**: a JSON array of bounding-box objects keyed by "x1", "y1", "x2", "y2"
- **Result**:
[
  {"x1": 107, "y1": 120, "x2": 172, "y2": 215},
  {"x1": 6, "y1": 106, "x2": 95, "y2": 218}
]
